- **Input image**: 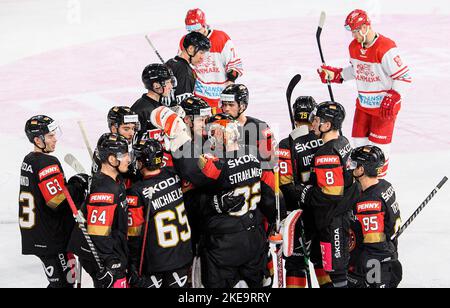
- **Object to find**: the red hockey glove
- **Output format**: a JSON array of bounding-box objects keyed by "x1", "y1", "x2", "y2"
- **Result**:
[
  {"x1": 380, "y1": 89, "x2": 401, "y2": 119},
  {"x1": 317, "y1": 65, "x2": 343, "y2": 84}
]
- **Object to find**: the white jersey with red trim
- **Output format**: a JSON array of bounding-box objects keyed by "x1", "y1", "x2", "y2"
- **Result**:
[
  {"x1": 341, "y1": 34, "x2": 412, "y2": 115},
  {"x1": 179, "y1": 29, "x2": 243, "y2": 108}
]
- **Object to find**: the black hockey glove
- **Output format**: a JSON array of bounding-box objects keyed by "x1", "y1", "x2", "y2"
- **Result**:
[
  {"x1": 96, "y1": 260, "x2": 123, "y2": 289},
  {"x1": 226, "y1": 70, "x2": 239, "y2": 82},
  {"x1": 128, "y1": 271, "x2": 156, "y2": 288},
  {"x1": 68, "y1": 173, "x2": 90, "y2": 206},
  {"x1": 212, "y1": 191, "x2": 246, "y2": 214}
]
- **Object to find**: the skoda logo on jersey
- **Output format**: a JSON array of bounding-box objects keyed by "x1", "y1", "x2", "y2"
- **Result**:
[
  {"x1": 143, "y1": 175, "x2": 181, "y2": 199},
  {"x1": 294, "y1": 139, "x2": 324, "y2": 153},
  {"x1": 339, "y1": 143, "x2": 352, "y2": 160},
  {"x1": 227, "y1": 154, "x2": 259, "y2": 169},
  {"x1": 382, "y1": 185, "x2": 395, "y2": 202}
]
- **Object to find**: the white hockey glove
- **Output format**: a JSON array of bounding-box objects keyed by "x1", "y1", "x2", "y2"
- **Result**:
[{"x1": 150, "y1": 106, "x2": 191, "y2": 152}]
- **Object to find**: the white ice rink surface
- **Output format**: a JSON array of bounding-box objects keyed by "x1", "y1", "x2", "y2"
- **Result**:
[{"x1": 1, "y1": 0, "x2": 449, "y2": 287}]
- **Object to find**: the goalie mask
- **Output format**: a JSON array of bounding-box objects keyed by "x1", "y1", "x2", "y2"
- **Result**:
[{"x1": 206, "y1": 113, "x2": 240, "y2": 149}]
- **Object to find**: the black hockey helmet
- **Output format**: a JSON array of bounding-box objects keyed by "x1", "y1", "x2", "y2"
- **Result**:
[
  {"x1": 310, "y1": 101, "x2": 346, "y2": 130},
  {"x1": 97, "y1": 133, "x2": 130, "y2": 163},
  {"x1": 107, "y1": 106, "x2": 140, "y2": 130},
  {"x1": 25, "y1": 115, "x2": 60, "y2": 146},
  {"x1": 293, "y1": 96, "x2": 317, "y2": 123},
  {"x1": 350, "y1": 145, "x2": 385, "y2": 177},
  {"x1": 183, "y1": 31, "x2": 211, "y2": 53},
  {"x1": 142, "y1": 63, "x2": 177, "y2": 91},
  {"x1": 133, "y1": 138, "x2": 164, "y2": 170},
  {"x1": 220, "y1": 84, "x2": 249, "y2": 109},
  {"x1": 180, "y1": 96, "x2": 212, "y2": 117}
]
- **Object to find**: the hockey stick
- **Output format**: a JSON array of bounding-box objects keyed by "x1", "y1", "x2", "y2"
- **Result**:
[
  {"x1": 145, "y1": 35, "x2": 165, "y2": 64},
  {"x1": 316, "y1": 11, "x2": 335, "y2": 102},
  {"x1": 391, "y1": 176, "x2": 448, "y2": 241},
  {"x1": 273, "y1": 166, "x2": 284, "y2": 288},
  {"x1": 286, "y1": 74, "x2": 302, "y2": 130},
  {"x1": 285, "y1": 75, "x2": 314, "y2": 287},
  {"x1": 139, "y1": 200, "x2": 152, "y2": 277},
  {"x1": 64, "y1": 153, "x2": 87, "y2": 174},
  {"x1": 61, "y1": 185, "x2": 104, "y2": 272},
  {"x1": 63, "y1": 153, "x2": 87, "y2": 288},
  {"x1": 286, "y1": 136, "x2": 313, "y2": 288},
  {"x1": 77, "y1": 121, "x2": 94, "y2": 162}
]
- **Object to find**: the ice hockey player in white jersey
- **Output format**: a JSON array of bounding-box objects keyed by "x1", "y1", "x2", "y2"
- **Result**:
[
  {"x1": 179, "y1": 8, "x2": 243, "y2": 112},
  {"x1": 317, "y1": 9, "x2": 412, "y2": 177}
]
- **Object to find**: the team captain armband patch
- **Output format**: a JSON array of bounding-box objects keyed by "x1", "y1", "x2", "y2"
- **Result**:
[
  {"x1": 38, "y1": 164, "x2": 61, "y2": 181},
  {"x1": 89, "y1": 193, "x2": 114, "y2": 204},
  {"x1": 87, "y1": 204, "x2": 117, "y2": 236},
  {"x1": 356, "y1": 201, "x2": 382, "y2": 213}
]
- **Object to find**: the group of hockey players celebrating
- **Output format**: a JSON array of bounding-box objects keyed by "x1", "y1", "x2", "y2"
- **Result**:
[{"x1": 19, "y1": 8, "x2": 409, "y2": 288}]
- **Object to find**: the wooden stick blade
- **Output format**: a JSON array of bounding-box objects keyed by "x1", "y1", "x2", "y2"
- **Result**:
[
  {"x1": 318, "y1": 11, "x2": 326, "y2": 29},
  {"x1": 64, "y1": 153, "x2": 87, "y2": 174}
]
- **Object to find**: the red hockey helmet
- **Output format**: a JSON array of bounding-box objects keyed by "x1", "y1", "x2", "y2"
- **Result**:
[
  {"x1": 345, "y1": 9, "x2": 371, "y2": 31},
  {"x1": 185, "y1": 8, "x2": 206, "y2": 32}
]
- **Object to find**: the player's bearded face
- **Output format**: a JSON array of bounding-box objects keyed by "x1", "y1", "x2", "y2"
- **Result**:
[
  {"x1": 352, "y1": 166, "x2": 365, "y2": 179},
  {"x1": 221, "y1": 101, "x2": 240, "y2": 118},
  {"x1": 193, "y1": 116, "x2": 207, "y2": 137},
  {"x1": 312, "y1": 116, "x2": 322, "y2": 136},
  {"x1": 117, "y1": 153, "x2": 130, "y2": 173},
  {"x1": 117, "y1": 124, "x2": 136, "y2": 143},
  {"x1": 153, "y1": 79, "x2": 174, "y2": 97},
  {"x1": 351, "y1": 25, "x2": 368, "y2": 44},
  {"x1": 192, "y1": 50, "x2": 207, "y2": 66}
]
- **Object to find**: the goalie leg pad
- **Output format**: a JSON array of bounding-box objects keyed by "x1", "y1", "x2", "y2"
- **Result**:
[{"x1": 282, "y1": 210, "x2": 303, "y2": 257}]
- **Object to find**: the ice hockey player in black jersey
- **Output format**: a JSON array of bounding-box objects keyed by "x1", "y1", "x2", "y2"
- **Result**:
[
  {"x1": 20, "y1": 115, "x2": 89, "y2": 288},
  {"x1": 69, "y1": 133, "x2": 131, "y2": 288},
  {"x1": 220, "y1": 84, "x2": 275, "y2": 166},
  {"x1": 166, "y1": 32, "x2": 211, "y2": 104},
  {"x1": 348, "y1": 145, "x2": 402, "y2": 288},
  {"x1": 178, "y1": 96, "x2": 211, "y2": 251},
  {"x1": 290, "y1": 101, "x2": 360, "y2": 288},
  {"x1": 150, "y1": 107, "x2": 284, "y2": 288},
  {"x1": 127, "y1": 138, "x2": 193, "y2": 288},
  {"x1": 91, "y1": 106, "x2": 140, "y2": 185},
  {"x1": 131, "y1": 64, "x2": 177, "y2": 140},
  {"x1": 277, "y1": 96, "x2": 332, "y2": 288}
]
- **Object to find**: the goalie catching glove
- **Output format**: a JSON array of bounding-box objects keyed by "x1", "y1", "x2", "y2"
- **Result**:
[
  {"x1": 213, "y1": 191, "x2": 246, "y2": 214},
  {"x1": 150, "y1": 106, "x2": 191, "y2": 152}
]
